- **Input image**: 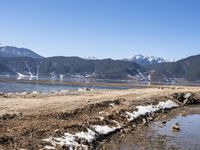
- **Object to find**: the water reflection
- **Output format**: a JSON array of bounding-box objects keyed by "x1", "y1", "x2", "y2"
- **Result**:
[{"x1": 150, "y1": 114, "x2": 200, "y2": 150}]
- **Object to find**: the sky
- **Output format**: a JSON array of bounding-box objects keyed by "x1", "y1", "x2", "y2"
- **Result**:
[{"x1": 0, "y1": 0, "x2": 200, "y2": 60}]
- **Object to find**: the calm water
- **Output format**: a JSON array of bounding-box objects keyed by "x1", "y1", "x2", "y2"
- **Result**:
[
  {"x1": 151, "y1": 114, "x2": 200, "y2": 150},
  {"x1": 0, "y1": 81, "x2": 131, "y2": 93}
]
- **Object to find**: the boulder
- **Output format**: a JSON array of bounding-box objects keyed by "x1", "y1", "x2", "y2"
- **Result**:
[{"x1": 171, "y1": 92, "x2": 199, "y2": 105}]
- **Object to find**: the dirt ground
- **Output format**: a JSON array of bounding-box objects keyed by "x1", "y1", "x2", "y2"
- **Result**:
[{"x1": 1, "y1": 85, "x2": 200, "y2": 150}]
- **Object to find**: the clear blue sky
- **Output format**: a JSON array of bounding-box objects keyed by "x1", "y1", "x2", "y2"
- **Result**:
[{"x1": 0, "y1": 0, "x2": 200, "y2": 60}]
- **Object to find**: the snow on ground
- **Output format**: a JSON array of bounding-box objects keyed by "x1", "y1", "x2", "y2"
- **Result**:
[
  {"x1": 75, "y1": 128, "x2": 96, "y2": 142},
  {"x1": 126, "y1": 100, "x2": 178, "y2": 121},
  {"x1": 43, "y1": 124, "x2": 120, "y2": 149},
  {"x1": 43, "y1": 133, "x2": 78, "y2": 148},
  {"x1": 92, "y1": 125, "x2": 118, "y2": 135},
  {"x1": 17, "y1": 72, "x2": 27, "y2": 77},
  {"x1": 43, "y1": 145, "x2": 56, "y2": 150},
  {"x1": 43, "y1": 100, "x2": 178, "y2": 149}
]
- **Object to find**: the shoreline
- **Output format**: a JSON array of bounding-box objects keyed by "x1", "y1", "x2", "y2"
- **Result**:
[
  {"x1": 1, "y1": 76, "x2": 200, "y2": 90},
  {"x1": 0, "y1": 86, "x2": 200, "y2": 149}
]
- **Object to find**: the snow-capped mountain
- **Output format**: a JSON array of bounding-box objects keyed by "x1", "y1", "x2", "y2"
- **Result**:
[{"x1": 124, "y1": 54, "x2": 175, "y2": 65}]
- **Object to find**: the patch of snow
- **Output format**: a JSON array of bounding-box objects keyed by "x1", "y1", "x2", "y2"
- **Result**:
[
  {"x1": 43, "y1": 129, "x2": 95, "y2": 149},
  {"x1": 136, "y1": 69, "x2": 147, "y2": 80},
  {"x1": 126, "y1": 100, "x2": 178, "y2": 121},
  {"x1": 59, "y1": 74, "x2": 64, "y2": 81},
  {"x1": 17, "y1": 72, "x2": 26, "y2": 77},
  {"x1": 84, "y1": 56, "x2": 97, "y2": 60},
  {"x1": 98, "y1": 116, "x2": 104, "y2": 120},
  {"x1": 75, "y1": 129, "x2": 96, "y2": 142},
  {"x1": 92, "y1": 125, "x2": 118, "y2": 135},
  {"x1": 157, "y1": 100, "x2": 178, "y2": 109},
  {"x1": 17, "y1": 72, "x2": 38, "y2": 80},
  {"x1": 43, "y1": 133, "x2": 78, "y2": 148},
  {"x1": 43, "y1": 145, "x2": 56, "y2": 149},
  {"x1": 43, "y1": 100, "x2": 178, "y2": 149},
  {"x1": 109, "y1": 103, "x2": 116, "y2": 107},
  {"x1": 124, "y1": 54, "x2": 175, "y2": 64}
]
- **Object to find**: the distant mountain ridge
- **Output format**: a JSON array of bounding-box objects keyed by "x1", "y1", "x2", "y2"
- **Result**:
[
  {"x1": 146, "y1": 54, "x2": 200, "y2": 82},
  {"x1": 124, "y1": 54, "x2": 175, "y2": 65},
  {"x1": 0, "y1": 46, "x2": 200, "y2": 82},
  {"x1": 0, "y1": 56, "x2": 146, "y2": 80},
  {"x1": 0, "y1": 46, "x2": 43, "y2": 59}
]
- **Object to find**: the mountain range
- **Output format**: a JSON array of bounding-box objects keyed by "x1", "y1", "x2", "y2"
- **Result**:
[
  {"x1": 0, "y1": 46, "x2": 43, "y2": 58},
  {"x1": 0, "y1": 46, "x2": 199, "y2": 82},
  {"x1": 124, "y1": 54, "x2": 175, "y2": 65}
]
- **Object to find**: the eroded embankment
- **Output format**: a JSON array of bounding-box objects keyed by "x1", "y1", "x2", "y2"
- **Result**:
[{"x1": 0, "y1": 91, "x2": 199, "y2": 150}]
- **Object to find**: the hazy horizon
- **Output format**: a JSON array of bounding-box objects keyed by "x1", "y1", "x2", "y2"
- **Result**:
[{"x1": 1, "y1": 0, "x2": 200, "y2": 60}]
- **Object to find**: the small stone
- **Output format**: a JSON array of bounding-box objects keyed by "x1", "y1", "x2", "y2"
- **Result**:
[
  {"x1": 172, "y1": 123, "x2": 180, "y2": 131},
  {"x1": 132, "y1": 124, "x2": 136, "y2": 128},
  {"x1": 123, "y1": 128, "x2": 130, "y2": 133},
  {"x1": 86, "y1": 100, "x2": 91, "y2": 103},
  {"x1": 142, "y1": 118, "x2": 147, "y2": 125},
  {"x1": 148, "y1": 117, "x2": 153, "y2": 121},
  {"x1": 180, "y1": 111, "x2": 187, "y2": 116}
]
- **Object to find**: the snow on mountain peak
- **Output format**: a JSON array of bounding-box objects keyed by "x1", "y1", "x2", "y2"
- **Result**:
[
  {"x1": 84, "y1": 56, "x2": 97, "y2": 60},
  {"x1": 124, "y1": 54, "x2": 175, "y2": 65}
]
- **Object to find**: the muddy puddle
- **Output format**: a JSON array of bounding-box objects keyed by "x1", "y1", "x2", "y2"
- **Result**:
[
  {"x1": 149, "y1": 114, "x2": 200, "y2": 150},
  {"x1": 101, "y1": 106, "x2": 200, "y2": 150}
]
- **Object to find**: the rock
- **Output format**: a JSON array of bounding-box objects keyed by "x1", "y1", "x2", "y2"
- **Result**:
[
  {"x1": 142, "y1": 118, "x2": 147, "y2": 125},
  {"x1": 31, "y1": 91, "x2": 40, "y2": 95},
  {"x1": 172, "y1": 93, "x2": 185, "y2": 102},
  {"x1": 0, "y1": 136, "x2": 13, "y2": 144},
  {"x1": 3, "y1": 93, "x2": 13, "y2": 98},
  {"x1": 78, "y1": 88, "x2": 92, "y2": 92},
  {"x1": 162, "y1": 120, "x2": 167, "y2": 124},
  {"x1": 171, "y1": 92, "x2": 199, "y2": 105},
  {"x1": 86, "y1": 100, "x2": 91, "y2": 103},
  {"x1": 148, "y1": 117, "x2": 153, "y2": 121},
  {"x1": 62, "y1": 145, "x2": 69, "y2": 150},
  {"x1": 172, "y1": 123, "x2": 180, "y2": 131},
  {"x1": 179, "y1": 111, "x2": 187, "y2": 116},
  {"x1": 184, "y1": 93, "x2": 192, "y2": 99},
  {"x1": 121, "y1": 128, "x2": 130, "y2": 133},
  {"x1": 0, "y1": 92, "x2": 4, "y2": 96},
  {"x1": 60, "y1": 90, "x2": 69, "y2": 94},
  {"x1": 177, "y1": 93, "x2": 185, "y2": 102},
  {"x1": 30, "y1": 91, "x2": 40, "y2": 97},
  {"x1": 1, "y1": 113, "x2": 18, "y2": 120},
  {"x1": 0, "y1": 112, "x2": 22, "y2": 121},
  {"x1": 50, "y1": 90, "x2": 58, "y2": 94},
  {"x1": 98, "y1": 116, "x2": 104, "y2": 120}
]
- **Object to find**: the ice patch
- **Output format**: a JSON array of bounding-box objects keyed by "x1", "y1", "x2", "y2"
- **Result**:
[
  {"x1": 109, "y1": 103, "x2": 116, "y2": 107},
  {"x1": 43, "y1": 133, "x2": 77, "y2": 147},
  {"x1": 92, "y1": 125, "x2": 118, "y2": 135},
  {"x1": 43, "y1": 145, "x2": 56, "y2": 149},
  {"x1": 17, "y1": 72, "x2": 26, "y2": 77},
  {"x1": 43, "y1": 129, "x2": 95, "y2": 149},
  {"x1": 157, "y1": 100, "x2": 178, "y2": 109},
  {"x1": 126, "y1": 100, "x2": 178, "y2": 121},
  {"x1": 75, "y1": 129, "x2": 96, "y2": 142},
  {"x1": 43, "y1": 125, "x2": 120, "y2": 149}
]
